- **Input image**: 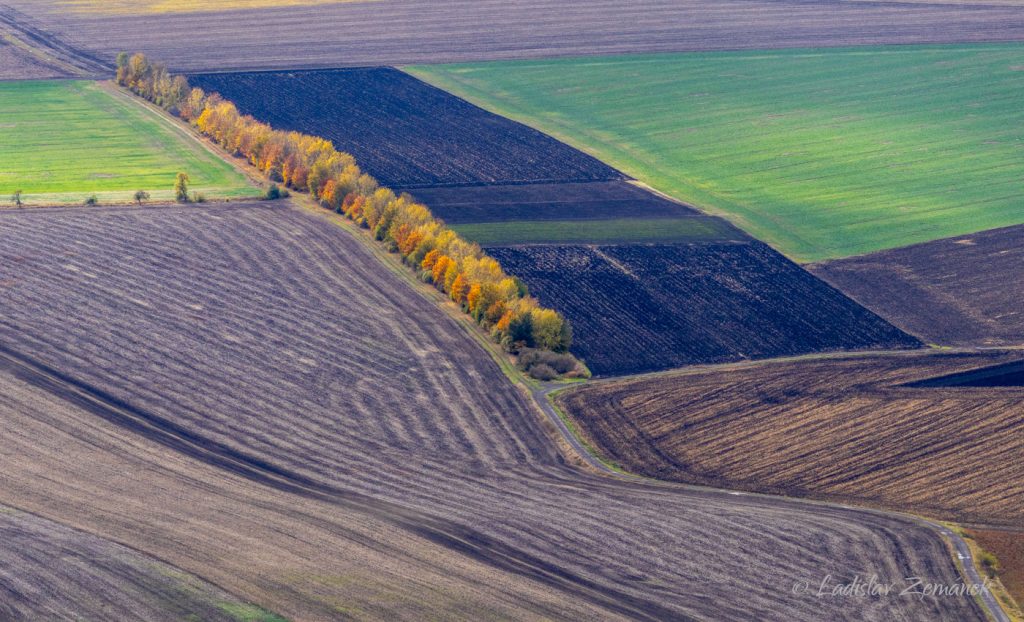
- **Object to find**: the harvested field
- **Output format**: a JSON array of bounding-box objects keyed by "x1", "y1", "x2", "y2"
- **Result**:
[
  {"x1": 6, "y1": 0, "x2": 1024, "y2": 71},
  {"x1": 812, "y1": 224, "x2": 1024, "y2": 347},
  {"x1": 412, "y1": 44, "x2": 1024, "y2": 261},
  {"x1": 488, "y1": 243, "x2": 919, "y2": 376},
  {"x1": 408, "y1": 181, "x2": 698, "y2": 225},
  {"x1": 189, "y1": 68, "x2": 622, "y2": 188},
  {"x1": 0, "y1": 507, "x2": 279, "y2": 622},
  {"x1": 0, "y1": 36, "x2": 67, "y2": 79},
  {"x1": 0, "y1": 80, "x2": 255, "y2": 205},
  {"x1": 557, "y1": 351, "x2": 1024, "y2": 527},
  {"x1": 0, "y1": 5, "x2": 108, "y2": 77},
  {"x1": 0, "y1": 202, "x2": 984, "y2": 621}
]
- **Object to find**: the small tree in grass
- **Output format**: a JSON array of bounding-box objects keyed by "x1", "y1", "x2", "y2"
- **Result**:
[
  {"x1": 11, "y1": 190, "x2": 23, "y2": 208},
  {"x1": 134, "y1": 190, "x2": 150, "y2": 206},
  {"x1": 84, "y1": 195, "x2": 98, "y2": 206},
  {"x1": 174, "y1": 172, "x2": 190, "y2": 203}
]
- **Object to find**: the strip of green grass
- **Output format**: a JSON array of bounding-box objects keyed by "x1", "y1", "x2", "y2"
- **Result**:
[
  {"x1": 0, "y1": 80, "x2": 255, "y2": 205},
  {"x1": 409, "y1": 44, "x2": 1024, "y2": 261},
  {"x1": 451, "y1": 216, "x2": 739, "y2": 245}
]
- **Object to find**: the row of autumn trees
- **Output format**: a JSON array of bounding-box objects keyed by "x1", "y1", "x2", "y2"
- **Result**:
[{"x1": 115, "y1": 53, "x2": 573, "y2": 355}]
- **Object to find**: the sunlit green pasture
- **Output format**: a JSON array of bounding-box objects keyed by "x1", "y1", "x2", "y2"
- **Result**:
[
  {"x1": 0, "y1": 80, "x2": 255, "y2": 206},
  {"x1": 410, "y1": 45, "x2": 1024, "y2": 261}
]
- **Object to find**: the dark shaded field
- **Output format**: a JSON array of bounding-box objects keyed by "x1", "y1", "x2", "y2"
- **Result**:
[
  {"x1": 408, "y1": 181, "x2": 698, "y2": 224},
  {"x1": 190, "y1": 68, "x2": 622, "y2": 188},
  {"x1": 489, "y1": 242, "x2": 919, "y2": 376},
  {"x1": 558, "y1": 351, "x2": 1024, "y2": 527},
  {"x1": 909, "y1": 359, "x2": 1024, "y2": 388},
  {"x1": 812, "y1": 224, "x2": 1024, "y2": 347},
  {"x1": 8, "y1": 0, "x2": 1024, "y2": 72},
  {"x1": 0, "y1": 202, "x2": 984, "y2": 621}
]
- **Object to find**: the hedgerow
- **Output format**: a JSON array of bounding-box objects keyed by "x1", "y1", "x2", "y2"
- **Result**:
[{"x1": 115, "y1": 52, "x2": 572, "y2": 356}]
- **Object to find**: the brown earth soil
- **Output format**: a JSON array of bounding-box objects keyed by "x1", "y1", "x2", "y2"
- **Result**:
[
  {"x1": 6, "y1": 0, "x2": 1024, "y2": 71},
  {"x1": 811, "y1": 224, "x2": 1024, "y2": 348},
  {"x1": 0, "y1": 201, "x2": 988, "y2": 621},
  {"x1": 557, "y1": 350, "x2": 1024, "y2": 528},
  {"x1": 970, "y1": 529, "x2": 1024, "y2": 611}
]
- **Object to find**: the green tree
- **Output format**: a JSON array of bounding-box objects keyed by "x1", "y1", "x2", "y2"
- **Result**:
[
  {"x1": 134, "y1": 190, "x2": 150, "y2": 206},
  {"x1": 174, "y1": 172, "x2": 190, "y2": 203},
  {"x1": 530, "y1": 308, "x2": 565, "y2": 351},
  {"x1": 115, "y1": 52, "x2": 129, "y2": 85},
  {"x1": 509, "y1": 311, "x2": 534, "y2": 348},
  {"x1": 11, "y1": 189, "x2": 23, "y2": 208}
]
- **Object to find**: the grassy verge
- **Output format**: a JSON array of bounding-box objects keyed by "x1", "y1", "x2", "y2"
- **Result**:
[
  {"x1": 0, "y1": 80, "x2": 256, "y2": 206},
  {"x1": 546, "y1": 388, "x2": 629, "y2": 475},
  {"x1": 409, "y1": 44, "x2": 1024, "y2": 262}
]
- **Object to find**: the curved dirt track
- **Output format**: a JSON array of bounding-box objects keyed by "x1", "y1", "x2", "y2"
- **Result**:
[{"x1": 0, "y1": 202, "x2": 989, "y2": 621}]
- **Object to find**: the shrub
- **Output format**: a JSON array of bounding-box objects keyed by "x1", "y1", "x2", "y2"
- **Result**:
[
  {"x1": 264, "y1": 183, "x2": 287, "y2": 200},
  {"x1": 191, "y1": 191, "x2": 206, "y2": 204},
  {"x1": 134, "y1": 190, "x2": 150, "y2": 205},
  {"x1": 83, "y1": 195, "x2": 99, "y2": 206},
  {"x1": 527, "y1": 363, "x2": 558, "y2": 381},
  {"x1": 980, "y1": 551, "x2": 1001, "y2": 579},
  {"x1": 519, "y1": 348, "x2": 577, "y2": 375}
]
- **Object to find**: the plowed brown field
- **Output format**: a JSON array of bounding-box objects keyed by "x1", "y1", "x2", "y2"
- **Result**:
[
  {"x1": 970, "y1": 529, "x2": 1024, "y2": 608},
  {"x1": 0, "y1": 202, "x2": 987, "y2": 621},
  {"x1": 558, "y1": 351, "x2": 1024, "y2": 527}
]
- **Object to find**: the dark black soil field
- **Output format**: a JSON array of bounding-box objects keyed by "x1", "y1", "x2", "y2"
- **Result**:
[
  {"x1": 190, "y1": 68, "x2": 622, "y2": 188},
  {"x1": 811, "y1": 224, "x2": 1024, "y2": 347},
  {"x1": 909, "y1": 359, "x2": 1024, "y2": 388},
  {"x1": 9, "y1": 0, "x2": 1024, "y2": 72},
  {"x1": 489, "y1": 242, "x2": 920, "y2": 376},
  {"x1": 408, "y1": 181, "x2": 699, "y2": 224},
  {"x1": 0, "y1": 202, "x2": 981, "y2": 622}
]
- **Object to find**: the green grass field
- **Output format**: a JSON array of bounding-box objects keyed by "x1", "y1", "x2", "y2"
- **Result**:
[
  {"x1": 0, "y1": 80, "x2": 255, "y2": 206},
  {"x1": 452, "y1": 217, "x2": 741, "y2": 245},
  {"x1": 409, "y1": 44, "x2": 1024, "y2": 261}
]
